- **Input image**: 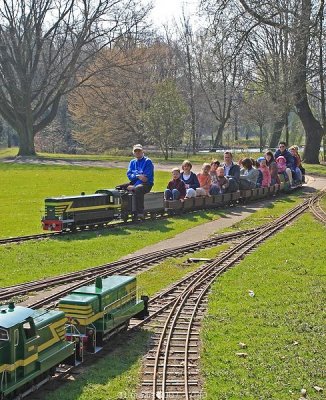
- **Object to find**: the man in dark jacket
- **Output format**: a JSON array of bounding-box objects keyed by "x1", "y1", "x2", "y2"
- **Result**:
[
  {"x1": 274, "y1": 142, "x2": 295, "y2": 171},
  {"x1": 222, "y1": 151, "x2": 240, "y2": 192},
  {"x1": 274, "y1": 141, "x2": 295, "y2": 184}
]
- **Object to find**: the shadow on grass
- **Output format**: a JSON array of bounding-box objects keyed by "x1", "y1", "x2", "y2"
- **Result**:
[
  {"x1": 51, "y1": 209, "x2": 227, "y2": 243},
  {"x1": 42, "y1": 329, "x2": 153, "y2": 400}
]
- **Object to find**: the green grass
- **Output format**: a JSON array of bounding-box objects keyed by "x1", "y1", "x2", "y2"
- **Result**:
[
  {"x1": 0, "y1": 147, "x2": 17, "y2": 158},
  {"x1": 0, "y1": 209, "x2": 227, "y2": 287},
  {"x1": 42, "y1": 245, "x2": 228, "y2": 400},
  {"x1": 305, "y1": 163, "x2": 326, "y2": 176},
  {"x1": 202, "y1": 213, "x2": 326, "y2": 400}
]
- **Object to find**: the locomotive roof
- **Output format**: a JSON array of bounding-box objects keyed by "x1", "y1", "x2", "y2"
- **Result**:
[
  {"x1": 0, "y1": 305, "x2": 34, "y2": 329},
  {"x1": 73, "y1": 275, "x2": 135, "y2": 295},
  {"x1": 45, "y1": 193, "x2": 108, "y2": 201}
]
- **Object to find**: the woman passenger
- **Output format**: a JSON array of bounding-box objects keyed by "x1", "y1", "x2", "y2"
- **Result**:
[
  {"x1": 289, "y1": 146, "x2": 303, "y2": 183},
  {"x1": 265, "y1": 151, "x2": 280, "y2": 185},
  {"x1": 239, "y1": 158, "x2": 260, "y2": 189}
]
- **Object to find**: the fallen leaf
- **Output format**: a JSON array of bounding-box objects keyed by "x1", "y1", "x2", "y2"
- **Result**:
[
  {"x1": 313, "y1": 386, "x2": 323, "y2": 392},
  {"x1": 236, "y1": 352, "x2": 248, "y2": 358}
]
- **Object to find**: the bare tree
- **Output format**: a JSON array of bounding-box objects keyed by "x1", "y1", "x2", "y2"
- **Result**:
[
  {"x1": 237, "y1": 0, "x2": 324, "y2": 163},
  {"x1": 173, "y1": 14, "x2": 199, "y2": 154},
  {"x1": 70, "y1": 41, "x2": 176, "y2": 151},
  {"x1": 0, "y1": 0, "x2": 150, "y2": 156},
  {"x1": 240, "y1": 92, "x2": 277, "y2": 151},
  {"x1": 196, "y1": 11, "x2": 248, "y2": 148},
  {"x1": 245, "y1": 21, "x2": 296, "y2": 147},
  {"x1": 144, "y1": 79, "x2": 188, "y2": 159}
]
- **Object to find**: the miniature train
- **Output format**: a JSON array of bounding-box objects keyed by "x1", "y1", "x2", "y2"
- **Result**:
[
  {"x1": 41, "y1": 179, "x2": 295, "y2": 232},
  {"x1": 0, "y1": 276, "x2": 148, "y2": 399}
]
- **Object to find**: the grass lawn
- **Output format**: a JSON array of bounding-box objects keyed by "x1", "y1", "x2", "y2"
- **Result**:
[
  {"x1": 0, "y1": 209, "x2": 228, "y2": 286},
  {"x1": 305, "y1": 163, "x2": 326, "y2": 176},
  {"x1": 202, "y1": 213, "x2": 326, "y2": 400}
]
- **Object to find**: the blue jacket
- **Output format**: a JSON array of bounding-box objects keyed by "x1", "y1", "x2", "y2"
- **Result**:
[
  {"x1": 274, "y1": 149, "x2": 295, "y2": 171},
  {"x1": 180, "y1": 171, "x2": 200, "y2": 189},
  {"x1": 127, "y1": 156, "x2": 154, "y2": 186}
]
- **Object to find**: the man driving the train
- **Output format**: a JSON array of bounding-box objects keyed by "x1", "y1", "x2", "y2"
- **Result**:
[{"x1": 126, "y1": 144, "x2": 154, "y2": 220}]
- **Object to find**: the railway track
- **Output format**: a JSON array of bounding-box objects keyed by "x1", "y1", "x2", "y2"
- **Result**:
[
  {"x1": 0, "y1": 232, "x2": 61, "y2": 245},
  {"x1": 130, "y1": 194, "x2": 315, "y2": 400},
  {"x1": 0, "y1": 219, "x2": 134, "y2": 245},
  {"x1": 309, "y1": 187, "x2": 326, "y2": 223},
  {"x1": 0, "y1": 229, "x2": 257, "y2": 305}
]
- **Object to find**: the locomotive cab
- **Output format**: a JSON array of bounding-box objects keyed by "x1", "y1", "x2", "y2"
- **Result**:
[
  {"x1": 0, "y1": 303, "x2": 75, "y2": 399},
  {"x1": 42, "y1": 190, "x2": 123, "y2": 232}
]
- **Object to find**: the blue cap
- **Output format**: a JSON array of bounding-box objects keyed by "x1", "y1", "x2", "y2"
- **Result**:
[{"x1": 257, "y1": 157, "x2": 265, "y2": 163}]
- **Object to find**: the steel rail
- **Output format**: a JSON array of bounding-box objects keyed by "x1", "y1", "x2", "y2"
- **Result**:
[
  {"x1": 0, "y1": 229, "x2": 257, "y2": 303},
  {"x1": 309, "y1": 188, "x2": 326, "y2": 223}
]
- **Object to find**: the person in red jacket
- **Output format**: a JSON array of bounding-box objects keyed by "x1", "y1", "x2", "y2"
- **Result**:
[{"x1": 164, "y1": 168, "x2": 186, "y2": 200}]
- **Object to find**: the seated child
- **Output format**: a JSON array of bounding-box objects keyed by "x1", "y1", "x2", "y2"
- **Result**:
[
  {"x1": 165, "y1": 168, "x2": 186, "y2": 200},
  {"x1": 276, "y1": 156, "x2": 290, "y2": 183},
  {"x1": 180, "y1": 160, "x2": 200, "y2": 198},
  {"x1": 196, "y1": 163, "x2": 212, "y2": 196},
  {"x1": 257, "y1": 157, "x2": 271, "y2": 187},
  {"x1": 211, "y1": 166, "x2": 229, "y2": 194}
]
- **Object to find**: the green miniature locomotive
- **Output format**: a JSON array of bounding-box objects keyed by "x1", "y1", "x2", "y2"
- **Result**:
[
  {"x1": 0, "y1": 303, "x2": 75, "y2": 399},
  {"x1": 41, "y1": 189, "x2": 124, "y2": 231},
  {"x1": 58, "y1": 275, "x2": 148, "y2": 361}
]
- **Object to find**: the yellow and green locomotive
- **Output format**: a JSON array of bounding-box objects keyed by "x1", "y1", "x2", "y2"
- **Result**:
[
  {"x1": 41, "y1": 189, "x2": 124, "y2": 231},
  {"x1": 58, "y1": 275, "x2": 148, "y2": 360},
  {"x1": 0, "y1": 276, "x2": 148, "y2": 398},
  {"x1": 0, "y1": 303, "x2": 75, "y2": 399}
]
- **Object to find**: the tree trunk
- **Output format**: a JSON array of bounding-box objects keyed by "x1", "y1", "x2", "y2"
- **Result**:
[
  {"x1": 294, "y1": 0, "x2": 323, "y2": 163},
  {"x1": 269, "y1": 118, "x2": 285, "y2": 148},
  {"x1": 17, "y1": 125, "x2": 36, "y2": 156},
  {"x1": 259, "y1": 126, "x2": 263, "y2": 152},
  {"x1": 298, "y1": 97, "x2": 323, "y2": 163},
  {"x1": 212, "y1": 123, "x2": 226, "y2": 148},
  {"x1": 7, "y1": 130, "x2": 11, "y2": 148}
]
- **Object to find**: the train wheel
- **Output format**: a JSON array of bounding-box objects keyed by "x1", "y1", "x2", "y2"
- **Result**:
[{"x1": 70, "y1": 225, "x2": 77, "y2": 232}]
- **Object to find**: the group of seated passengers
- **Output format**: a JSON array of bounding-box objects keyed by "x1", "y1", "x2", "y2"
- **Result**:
[
  {"x1": 165, "y1": 160, "x2": 229, "y2": 200},
  {"x1": 164, "y1": 143, "x2": 305, "y2": 200}
]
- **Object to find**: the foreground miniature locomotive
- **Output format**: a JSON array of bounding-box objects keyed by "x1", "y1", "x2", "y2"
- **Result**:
[{"x1": 0, "y1": 275, "x2": 148, "y2": 399}]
